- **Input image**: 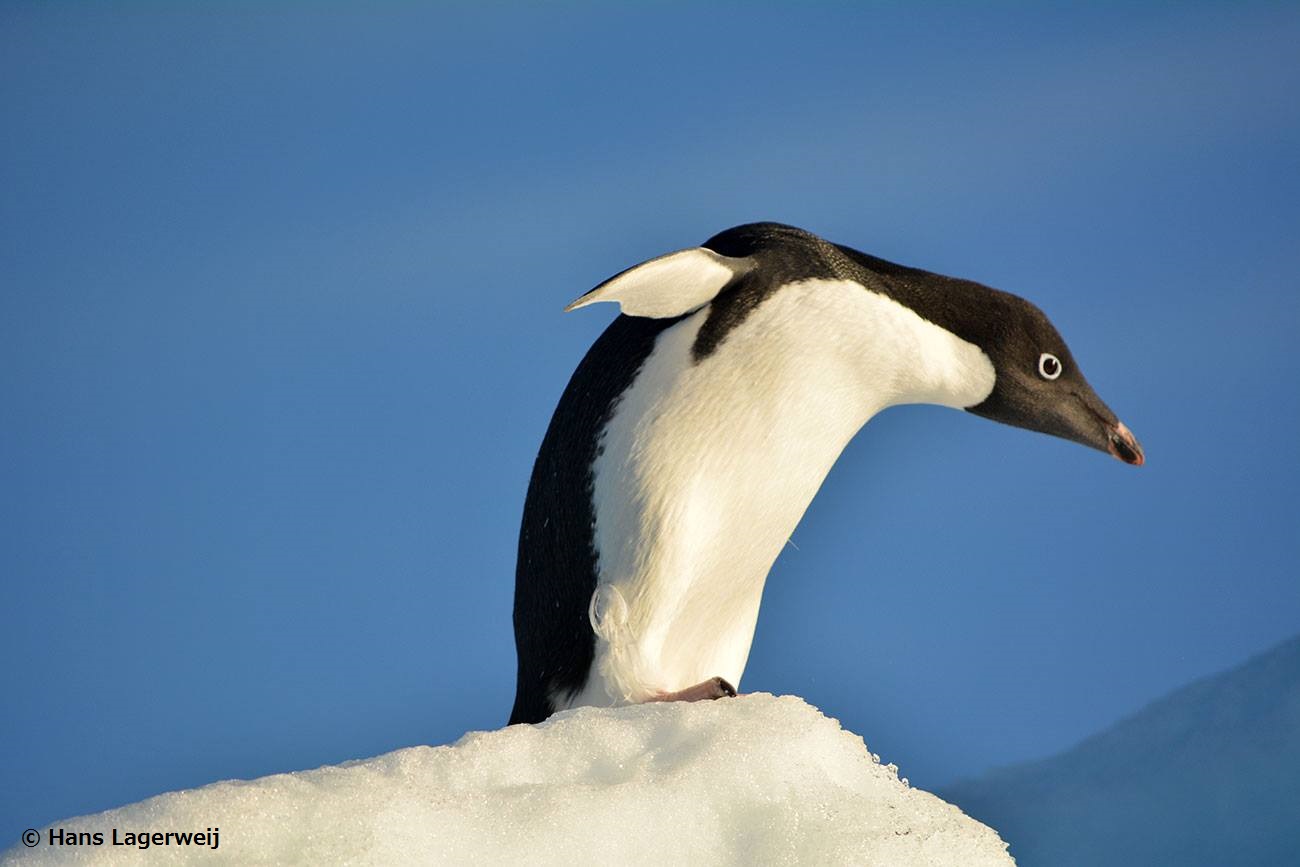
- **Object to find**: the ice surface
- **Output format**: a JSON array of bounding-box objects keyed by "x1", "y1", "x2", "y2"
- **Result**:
[{"x1": 5, "y1": 694, "x2": 1012, "y2": 866}]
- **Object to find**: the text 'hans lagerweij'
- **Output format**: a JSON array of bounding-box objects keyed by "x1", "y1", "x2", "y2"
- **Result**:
[{"x1": 47, "y1": 827, "x2": 220, "y2": 850}]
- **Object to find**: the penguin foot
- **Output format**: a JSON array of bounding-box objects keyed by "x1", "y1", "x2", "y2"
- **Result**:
[{"x1": 651, "y1": 676, "x2": 738, "y2": 704}]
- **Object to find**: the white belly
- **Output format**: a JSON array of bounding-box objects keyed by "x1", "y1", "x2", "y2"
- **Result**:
[{"x1": 560, "y1": 280, "x2": 994, "y2": 710}]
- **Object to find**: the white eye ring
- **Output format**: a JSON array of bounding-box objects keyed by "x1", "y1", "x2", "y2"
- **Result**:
[{"x1": 1038, "y1": 353, "x2": 1063, "y2": 380}]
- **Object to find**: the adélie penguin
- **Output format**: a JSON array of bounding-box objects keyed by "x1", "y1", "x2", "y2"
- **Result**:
[{"x1": 509, "y1": 222, "x2": 1143, "y2": 726}]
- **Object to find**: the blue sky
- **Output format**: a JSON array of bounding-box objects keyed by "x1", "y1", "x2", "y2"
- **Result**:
[{"x1": 3, "y1": 2, "x2": 1299, "y2": 843}]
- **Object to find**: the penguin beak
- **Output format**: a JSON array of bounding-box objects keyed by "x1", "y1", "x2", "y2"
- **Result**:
[
  {"x1": 968, "y1": 380, "x2": 1145, "y2": 467},
  {"x1": 1106, "y1": 421, "x2": 1144, "y2": 466},
  {"x1": 1053, "y1": 388, "x2": 1145, "y2": 467}
]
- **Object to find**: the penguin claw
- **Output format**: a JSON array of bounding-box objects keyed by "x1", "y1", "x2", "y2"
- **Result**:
[{"x1": 651, "y1": 676, "x2": 738, "y2": 704}]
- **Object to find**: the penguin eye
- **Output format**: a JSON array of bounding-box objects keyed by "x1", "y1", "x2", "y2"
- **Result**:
[{"x1": 1038, "y1": 353, "x2": 1063, "y2": 380}]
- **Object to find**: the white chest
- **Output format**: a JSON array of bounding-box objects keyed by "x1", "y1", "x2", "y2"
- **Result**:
[{"x1": 561, "y1": 280, "x2": 994, "y2": 709}]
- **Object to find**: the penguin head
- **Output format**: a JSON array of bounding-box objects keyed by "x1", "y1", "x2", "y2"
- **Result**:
[
  {"x1": 565, "y1": 221, "x2": 1144, "y2": 466},
  {"x1": 959, "y1": 291, "x2": 1144, "y2": 466}
]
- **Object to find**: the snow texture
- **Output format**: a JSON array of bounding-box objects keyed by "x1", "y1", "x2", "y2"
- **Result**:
[{"x1": 5, "y1": 694, "x2": 1012, "y2": 866}]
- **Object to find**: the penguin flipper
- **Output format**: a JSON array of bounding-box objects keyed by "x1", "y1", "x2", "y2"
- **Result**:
[{"x1": 564, "y1": 248, "x2": 751, "y2": 319}]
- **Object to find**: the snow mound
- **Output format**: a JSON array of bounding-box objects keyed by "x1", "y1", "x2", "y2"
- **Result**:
[{"x1": 5, "y1": 694, "x2": 1012, "y2": 866}]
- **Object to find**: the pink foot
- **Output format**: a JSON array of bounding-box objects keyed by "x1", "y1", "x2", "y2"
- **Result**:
[{"x1": 650, "y1": 676, "x2": 737, "y2": 704}]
